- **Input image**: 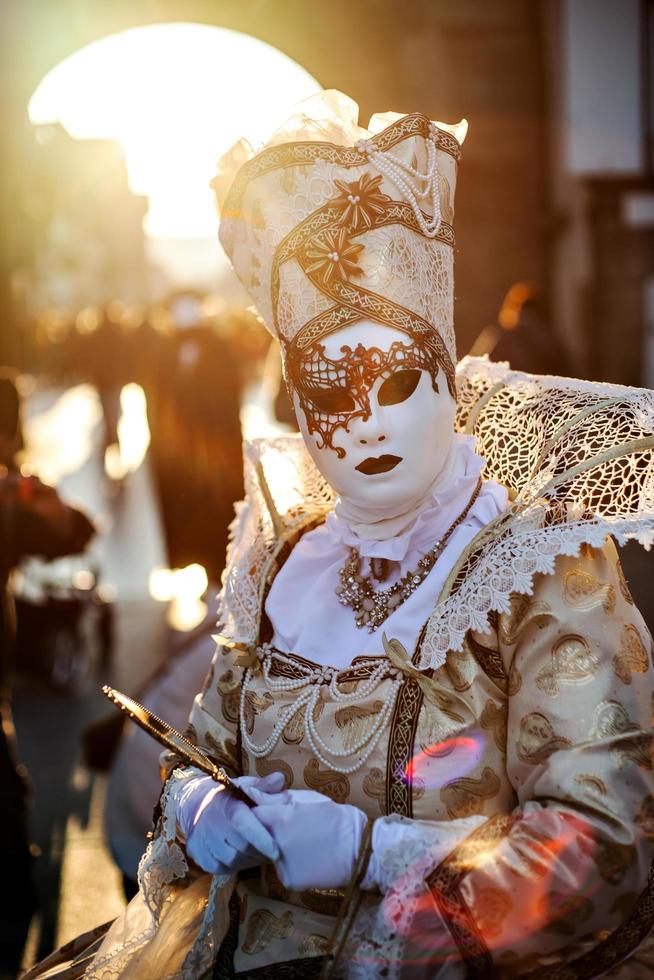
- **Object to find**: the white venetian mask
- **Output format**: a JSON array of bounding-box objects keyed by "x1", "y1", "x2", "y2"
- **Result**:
[{"x1": 289, "y1": 320, "x2": 456, "y2": 515}]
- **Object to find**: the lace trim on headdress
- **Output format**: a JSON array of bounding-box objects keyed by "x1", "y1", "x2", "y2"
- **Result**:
[
  {"x1": 216, "y1": 93, "x2": 462, "y2": 372},
  {"x1": 218, "y1": 113, "x2": 461, "y2": 221},
  {"x1": 217, "y1": 358, "x2": 654, "y2": 673}
]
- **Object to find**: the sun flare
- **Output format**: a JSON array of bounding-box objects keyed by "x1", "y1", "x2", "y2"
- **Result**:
[{"x1": 28, "y1": 23, "x2": 321, "y2": 240}]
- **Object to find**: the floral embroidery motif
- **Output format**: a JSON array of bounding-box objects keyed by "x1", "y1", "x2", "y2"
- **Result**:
[
  {"x1": 304, "y1": 226, "x2": 364, "y2": 284},
  {"x1": 613, "y1": 624, "x2": 649, "y2": 684},
  {"x1": 333, "y1": 172, "x2": 390, "y2": 230}
]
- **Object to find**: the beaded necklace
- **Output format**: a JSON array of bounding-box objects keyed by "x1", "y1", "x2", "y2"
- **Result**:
[
  {"x1": 336, "y1": 477, "x2": 482, "y2": 632},
  {"x1": 240, "y1": 646, "x2": 402, "y2": 775},
  {"x1": 356, "y1": 121, "x2": 442, "y2": 238}
]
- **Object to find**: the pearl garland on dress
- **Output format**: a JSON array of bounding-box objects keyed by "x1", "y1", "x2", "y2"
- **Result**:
[
  {"x1": 356, "y1": 122, "x2": 442, "y2": 238},
  {"x1": 239, "y1": 646, "x2": 403, "y2": 775}
]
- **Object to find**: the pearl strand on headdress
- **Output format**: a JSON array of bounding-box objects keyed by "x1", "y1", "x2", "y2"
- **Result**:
[
  {"x1": 239, "y1": 648, "x2": 402, "y2": 774},
  {"x1": 356, "y1": 123, "x2": 442, "y2": 238}
]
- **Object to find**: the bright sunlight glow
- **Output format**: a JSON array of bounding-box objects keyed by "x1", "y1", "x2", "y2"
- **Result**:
[
  {"x1": 28, "y1": 23, "x2": 321, "y2": 239},
  {"x1": 149, "y1": 562, "x2": 210, "y2": 632}
]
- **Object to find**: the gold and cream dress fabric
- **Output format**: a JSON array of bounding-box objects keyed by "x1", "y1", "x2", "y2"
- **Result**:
[
  {"x1": 81, "y1": 358, "x2": 654, "y2": 979},
  {"x1": 184, "y1": 534, "x2": 654, "y2": 978}
]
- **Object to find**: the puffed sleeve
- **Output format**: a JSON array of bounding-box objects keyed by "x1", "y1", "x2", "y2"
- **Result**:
[{"x1": 421, "y1": 539, "x2": 654, "y2": 976}]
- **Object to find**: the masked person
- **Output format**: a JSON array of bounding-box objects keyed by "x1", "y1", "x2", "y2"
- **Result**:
[{"x1": 58, "y1": 91, "x2": 654, "y2": 980}]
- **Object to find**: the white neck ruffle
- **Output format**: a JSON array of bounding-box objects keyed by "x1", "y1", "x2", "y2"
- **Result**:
[{"x1": 327, "y1": 434, "x2": 486, "y2": 561}]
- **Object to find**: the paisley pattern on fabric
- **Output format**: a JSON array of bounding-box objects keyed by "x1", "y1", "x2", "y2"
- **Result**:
[
  {"x1": 242, "y1": 909, "x2": 294, "y2": 956},
  {"x1": 218, "y1": 669, "x2": 241, "y2": 724},
  {"x1": 535, "y1": 634, "x2": 599, "y2": 696},
  {"x1": 303, "y1": 758, "x2": 350, "y2": 803},
  {"x1": 499, "y1": 593, "x2": 552, "y2": 646},
  {"x1": 479, "y1": 699, "x2": 508, "y2": 750},
  {"x1": 362, "y1": 767, "x2": 386, "y2": 813},
  {"x1": 444, "y1": 646, "x2": 477, "y2": 691},
  {"x1": 298, "y1": 934, "x2": 330, "y2": 956},
  {"x1": 440, "y1": 767, "x2": 501, "y2": 818},
  {"x1": 564, "y1": 567, "x2": 616, "y2": 613},
  {"x1": 334, "y1": 701, "x2": 385, "y2": 752},
  {"x1": 255, "y1": 756, "x2": 294, "y2": 787},
  {"x1": 574, "y1": 773, "x2": 608, "y2": 796},
  {"x1": 83, "y1": 520, "x2": 654, "y2": 977},
  {"x1": 516, "y1": 712, "x2": 572, "y2": 765},
  {"x1": 242, "y1": 690, "x2": 274, "y2": 734},
  {"x1": 613, "y1": 624, "x2": 650, "y2": 685}
]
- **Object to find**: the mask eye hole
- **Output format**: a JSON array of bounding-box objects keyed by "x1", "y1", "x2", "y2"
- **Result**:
[
  {"x1": 306, "y1": 386, "x2": 356, "y2": 415},
  {"x1": 377, "y1": 368, "x2": 422, "y2": 406}
]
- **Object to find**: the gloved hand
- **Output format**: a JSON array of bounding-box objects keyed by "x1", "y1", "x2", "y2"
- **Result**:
[
  {"x1": 255, "y1": 790, "x2": 368, "y2": 890},
  {"x1": 176, "y1": 771, "x2": 289, "y2": 876}
]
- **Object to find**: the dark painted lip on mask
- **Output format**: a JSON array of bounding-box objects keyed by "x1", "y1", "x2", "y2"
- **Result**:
[{"x1": 355, "y1": 454, "x2": 403, "y2": 475}]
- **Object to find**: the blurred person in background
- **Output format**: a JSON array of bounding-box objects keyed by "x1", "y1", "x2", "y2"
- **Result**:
[
  {"x1": 0, "y1": 370, "x2": 94, "y2": 979},
  {"x1": 144, "y1": 293, "x2": 245, "y2": 584},
  {"x1": 469, "y1": 281, "x2": 573, "y2": 377}
]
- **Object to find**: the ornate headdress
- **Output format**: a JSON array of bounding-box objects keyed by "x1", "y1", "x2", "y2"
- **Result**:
[{"x1": 213, "y1": 91, "x2": 467, "y2": 421}]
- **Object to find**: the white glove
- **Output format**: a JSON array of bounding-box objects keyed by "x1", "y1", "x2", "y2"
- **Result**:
[
  {"x1": 255, "y1": 790, "x2": 367, "y2": 890},
  {"x1": 176, "y1": 771, "x2": 289, "y2": 876}
]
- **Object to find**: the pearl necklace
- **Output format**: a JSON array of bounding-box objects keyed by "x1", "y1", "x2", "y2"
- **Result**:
[
  {"x1": 357, "y1": 122, "x2": 442, "y2": 238},
  {"x1": 336, "y1": 478, "x2": 482, "y2": 632},
  {"x1": 239, "y1": 646, "x2": 402, "y2": 775}
]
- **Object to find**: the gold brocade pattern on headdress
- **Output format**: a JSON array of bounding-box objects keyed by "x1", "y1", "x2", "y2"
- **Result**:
[{"x1": 213, "y1": 91, "x2": 466, "y2": 396}]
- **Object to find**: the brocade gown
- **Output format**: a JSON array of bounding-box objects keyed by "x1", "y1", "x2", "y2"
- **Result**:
[{"x1": 83, "y1": 357, "x2": 654, "y2": 980}]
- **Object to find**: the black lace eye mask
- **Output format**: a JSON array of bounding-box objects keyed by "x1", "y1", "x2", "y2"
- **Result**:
[{"x1": 285, "y1": 339, "x2": 441, "y2": 458}]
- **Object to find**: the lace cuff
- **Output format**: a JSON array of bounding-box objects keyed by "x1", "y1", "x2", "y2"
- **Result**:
[
  {"x1": 137, "y1": 767, "x2": 197, "y2": 922},
  {"x1": 361, "y1": 813, "x2": 487, "y2": 894}
]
